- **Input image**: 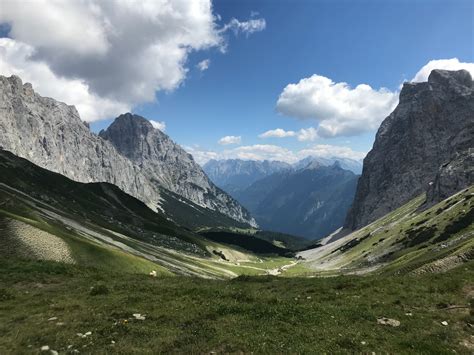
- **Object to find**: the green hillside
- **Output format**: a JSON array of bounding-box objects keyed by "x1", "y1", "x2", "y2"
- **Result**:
[
  {"x1": 0, "y1": 150, "x2": 295, "y2": 278},
  {"x1": 298, "y1": 185, "x2": 474, "y2": 276},
  {"x1": 0, "y1": 258, "x2": 472, "y2": 353}
]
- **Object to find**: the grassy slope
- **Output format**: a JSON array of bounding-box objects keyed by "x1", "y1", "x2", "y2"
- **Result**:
[
  {"x1": 0, "y1": 258, "x2": 472, "y2": 353},
  {"x1": 0, "y1": 150, "x2": 297, "y2": 278},
  {"x1": 298, "y1": 186, "x2": 474, "y2": 276}
]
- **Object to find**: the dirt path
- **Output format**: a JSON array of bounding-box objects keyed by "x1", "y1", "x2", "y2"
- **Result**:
[{"x1": 266, "y1": 261, "x2": 297, "y2": 276}]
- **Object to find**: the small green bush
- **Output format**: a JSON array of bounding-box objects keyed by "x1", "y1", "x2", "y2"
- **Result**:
[
  {"x1": 0, "y1": 288, "x2": 15, "y2": 301},
  {"x1": 89, "y1": 283, "x2": 110, "y2": 296}
]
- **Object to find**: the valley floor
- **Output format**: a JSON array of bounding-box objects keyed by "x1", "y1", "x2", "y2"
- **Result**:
[{"x1": 1, "y1": 258, "x2": 473, "y2": 354}]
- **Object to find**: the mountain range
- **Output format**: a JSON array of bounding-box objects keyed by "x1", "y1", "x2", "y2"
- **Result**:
[
  {"x1": 203, "y1": 156, "x2": 362, "y2": 193},
  {"x1": 0, "y1": 69, "x2": 472, "y2": 271},
  {"x1": 234, "y1": 163, "x2": 358, "y2": 239},
  {"x1": 203, "y1": 157, "x2": 362, "y2": 239},
  {"x1": 0, "y1": 75, "x2": 256, "y2": 228}
]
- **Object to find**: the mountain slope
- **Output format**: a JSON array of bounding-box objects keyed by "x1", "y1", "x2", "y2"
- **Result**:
[
  {"x1": 0, "y1": 75, "x2": 255, "y2": 227},
  {"x1": 345, "y1": 69, "x2": 474, "y2": 230},
  {"x1": 99, "y1": 114, "x2": 255, "y2": 226},
  {"x1": 300, "y1": 185, "x2": 474, "y2": 275},
  {"x1": 234, "y1": 164, "x2": 359, "y2": 239},
  {"x1": 0, "y1": 149, "x2": 292, "y2": 278},
  {"x1": 203, "y1": 159, "x2": 291, "y2": 194}
]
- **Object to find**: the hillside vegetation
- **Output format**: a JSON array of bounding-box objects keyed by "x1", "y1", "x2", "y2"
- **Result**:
[
  {"x1": 299, "y1": 185, "x2": 474, "y2": 276},
  {"x1": 0, "y1": 258, "x2": 472, "y2": 353},
  {"x1": 0, "y1": 150, "x2": 295, "y2": 278}
]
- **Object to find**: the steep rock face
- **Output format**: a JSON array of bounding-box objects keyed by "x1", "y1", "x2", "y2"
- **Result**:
[
  {"x1": 426, "y1": 149, "x2": 474, "y2": 205},
  {"x1": 345, "y1": 70, "x2": 474, "y2": 230},
  {"x1": 99, "y1": 114, "x2": 256, "y2": 226},
  {"x1": 0, "y1": 75, "x2": 153, "y2": 201},
  {"x1": 203, "y1": 159, "x2": 291, "y2": 193},
  {"x1": 0, "y1": 75, "x2": 255, "y2": 226}
]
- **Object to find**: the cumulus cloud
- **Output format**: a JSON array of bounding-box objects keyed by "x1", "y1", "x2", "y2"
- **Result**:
[
  {"x1": 0, "y1": 38, "x2": 129, "y2": 121},
  {"x1": 259, "y1": 127, "x2": 318, "y2": 141},
  {"x1": 259, "y1": 128, "x2": 296, "y2": 138},
  {"x1": 218, "y1": 135, "x2": 242, "y2": 145},
  {"x1": 0, "y1": 0, "x2": 265, "y2": 121},
  {"x1": 186, "y1": 144, "x2": 366, "y2": 165},
  {"x1": 411, "y1": 58, "x2": 474, "y2": 82},
  {"x1": 276, "y1": 58, "x2": 474, "y2": 139},
  {"x1": 184, "y1": 146, "x2": 219, "y2": 165},
  {"x1": 196, "y1": 59, "x2": 211, "y2": 72},
  {"x1": 297, "y1": 144, "x2": 366, "y2": 161},
  {"x1": 149, "y1": 120, "x2": 166, "y2": 131},
  {"x1": 296, "y1": 127, "x2": 318, "y2": 142},
  {"x1": 276, "y1": 74, "x2": 398, "y2": 138}
]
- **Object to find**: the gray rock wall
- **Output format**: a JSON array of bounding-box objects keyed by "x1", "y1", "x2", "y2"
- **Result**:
[{"x1": 345, "y1": 70, "x2": 474, "y2": 230}]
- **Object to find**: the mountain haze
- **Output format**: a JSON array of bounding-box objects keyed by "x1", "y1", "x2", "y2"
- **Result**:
[
  {"x1": 234, "y1": 163, "x2": 358, "y2": 239},
  {"x1": 203, "y1": 159, "x2": 291, "y2": 194},
  {"x1": 292, "y1": 156, "x2": 363, "y2": 174}
]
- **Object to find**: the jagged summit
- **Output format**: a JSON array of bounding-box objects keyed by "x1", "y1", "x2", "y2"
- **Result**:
[
  {"x1": 0, "y1": 74, "x2": 256, "y2": 227},
  {"x1": 428, "y1": 68, "x2": 472, "y2": 88},
  {"x1": 99, "y1": 112, "x2": 256, "y2": 226},
  {"x1": 345, "y1": 69, "x2": 474, "y2": 230}
]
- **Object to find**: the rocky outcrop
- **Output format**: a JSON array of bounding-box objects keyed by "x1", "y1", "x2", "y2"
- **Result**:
[
  {"x1": 426, "y1": 149, "x2": 474, "y2": 205},
  {"x1": 0, "y1": 75, "x2": 255, "y2": 226},
  {"x1": 345, "y1": 69, "x2": 474, "y2": 230},
  {"x1": 99, "y1": 114, "x2": 255, "y2": 226}
]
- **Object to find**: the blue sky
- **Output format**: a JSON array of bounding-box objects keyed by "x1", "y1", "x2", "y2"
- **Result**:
[{"x1": 1, "y1": 0, "x2": 473, "y2": 163}]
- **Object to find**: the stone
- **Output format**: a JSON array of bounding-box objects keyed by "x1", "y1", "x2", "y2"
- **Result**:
[
  {"x1": 133, "y1": 313, "x2": 146, "y2": 320},
  {"x1": 377, "y1": 317, "x2": 401, "y2": 327}
]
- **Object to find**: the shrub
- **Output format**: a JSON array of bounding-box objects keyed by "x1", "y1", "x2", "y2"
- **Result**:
[{"x1": 89, "y1": 283, "x2": 110, "y2": 296}]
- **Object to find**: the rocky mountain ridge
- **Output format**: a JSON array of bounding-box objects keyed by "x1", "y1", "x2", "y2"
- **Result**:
[
  {"x1": 203, "y1": 159, "x2": 292, "y2": 193},
  {"x1": 345, "y1": 69, "x2": 474, "y2": 230},
  {"x1": 0, "y1": 75, "x2": 255, "y2": 227},
  {"x1": 292, "y1": 156, "x2": 363, "y2": 174},
  {"x1": 203, "y1": 156, "x2": 362, "y2": 195},
  {"x1": 99, "y1": 113, "x2": 254, "y2": 224}
]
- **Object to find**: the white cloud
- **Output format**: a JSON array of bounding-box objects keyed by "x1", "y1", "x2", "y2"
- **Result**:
[
  {"x1": 297, "y1": 144, "x2": 366, "y2": 161},
  {"x1": 276, "y1": 74, "x2": 398, "y2": 138},
  {"x1": 149, "y1": 120, "x2": 166, "y2": 131},
  {"x1": 183, "y1": 145, "x2": 219, "y2": 165},
  {"x1": 196, "y1": 59, "x2": 211, "y2": 72},
  {"x1": 259, "y1": 128, "x2": 296, "y2": 138},
  {"x1": 297, "y1": 127, "x2": 318, "y2": 141},
  {"x1": 186, "y1": 144, "x2": 366, "y2": 165},
  {"x1": 220, "y1": 18, "x2": 266, "y2": 36},
  {"x1": 0, "y1": 1, "x2": 265, "y2": 121},
  {"x1": 411, "y1": 58, "x2": 474, "y2": 82},
  {"x1": 218, "y1": 135, "x2": 242, "y2": 145},
  {"x1": 276, "y1": 58, "x2": 474, "y2": 139},
  {"x1": 228, "y1": 144, "x2": 290, "y2": 161},
  {"x1": 259, "y1": 127, "x2": 318, "y2": 141},
  {"x1": 0, "y1": 38, "x2": 129, "y2": 121}
]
